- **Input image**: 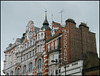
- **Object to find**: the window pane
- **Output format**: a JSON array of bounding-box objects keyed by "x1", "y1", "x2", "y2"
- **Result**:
[
  {"x1": 52, "y1": 42, "x2": 54, "y2": 50},
  {"x1": 17, "y1": 68, "x2": 20, "y2": 75},
  {"x1": 48, "y1": 44, "x2": 50, "y2": 52},
  {"x1": 55, "y1": 40, "x2": 58, "y2": 49}
]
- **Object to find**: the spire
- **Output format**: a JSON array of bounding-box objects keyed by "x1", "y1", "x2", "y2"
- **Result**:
[
  {"x1": 41, "y1": 10, "x2": 51, "y2": 31},
  {"x1": 43, "y1": 10, "x2": 49, "y2": 25}
]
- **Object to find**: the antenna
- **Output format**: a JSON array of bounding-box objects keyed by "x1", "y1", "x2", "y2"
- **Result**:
[
  {"x1": 59, "y1": 9, "x2": 64, "y2": 25},
  {"x1": 51, "y1": 14, "x2": 53, "y2": 25},
  {"x1": 51, "y1": 14, "x2": 53, "y2": 30},
  {"x1": 51, "y1": 14, "x2": 53, "y2": 23}
]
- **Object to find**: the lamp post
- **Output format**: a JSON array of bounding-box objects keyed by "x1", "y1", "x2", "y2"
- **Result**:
[
  {"x1": 51, "y1": 59, "x2": 67, "y2": 76},
  {"x1": 64, "y1": 65, "x2": 66, "y2": 76}
]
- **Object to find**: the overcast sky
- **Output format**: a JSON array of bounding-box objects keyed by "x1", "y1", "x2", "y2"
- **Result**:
[{"x1": 1, "y1": 1, "x2": 99, "y2": 75}]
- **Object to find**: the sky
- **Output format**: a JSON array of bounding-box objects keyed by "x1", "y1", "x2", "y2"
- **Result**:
[{"x1": 1, "y1": 1, "x2": 99, "y2": 75}]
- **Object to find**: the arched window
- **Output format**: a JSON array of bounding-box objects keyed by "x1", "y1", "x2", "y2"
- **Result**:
[
  {"x1": 10, "y1": 71, "x2": 13, "y2": 75},
  {"x1": 29, "y1": 62, "x2": 32, "y2": 72},
  {"x1": 27, "y1": 42, "x2": 29, "y2": 47},
  {"x1": 30, "y1": 40, "x2": 32, "y2": 46},
  {"x1": 23, "y1": 65, "x2": 26, "y2": 74},
  {"x1": 25, "y1": 44, "x2": 27, "y2": 49},
  {"x1": 41, "y1": 33, "x2": 43, "y2": 39},
  {"x1": 38, "y1": 59, "x2": 42, "y2": 69},
  {"x1": 17, "y1": 68, "x2": 20, "y2": 75},
  {"x1": 33, "y1": 38, "x2": 35, "y2": 45}
]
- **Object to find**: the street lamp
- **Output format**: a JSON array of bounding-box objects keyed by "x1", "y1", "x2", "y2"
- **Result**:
[
  {"x1": 64, "y1": 65, "x2": 66, "y2": 76},
  {"x1": 51, "y1": 59, "x2": 67, "y2": 76}
]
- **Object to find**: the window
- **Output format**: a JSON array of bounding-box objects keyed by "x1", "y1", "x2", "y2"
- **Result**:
[
  {"x1": 55, "y1": 69, "x2": 58, "y2": 75},
  {"x1": 30, "y1": 40, "x2": 32, "y2": 46},
  {"x1": 17, "y1": 68, "x2": 20, "y2": 75},
  {"x1": 34, "y1": 49, "x2": 36, "y2": 55},
  {"x1": 27, "y1": 53, "x2": 28, "y2": 59},
  {"x1": 10, "y1": 52, "x2": 13, "y2": 66},
  {"x1": 28, "y1": 52, "x2": 30, "y2": 58},
  {"x1": 30, "y1": 51, "x2": 31, "y2": 57},
  {"x1": 31, "y1": 51, "x2": 33, "y2": 57},
  {"x1": 33, "y1": 59, "x2": 35, "y2": 68},
  {"x1": 54, "y1": 54, "x2": 59, "y2": 63},
  {"x1": 6, "y1": 73, "x2": 9, "y2": 75},
  {"x1": 55, "y1": 40, "x2": 58, "y2": 49},
  {"x1": 33, "y1": 50, "x2": 34, "y2": 56},
  {"x1": 38, "y1": 59, "x2": 42, "y2": 69},
  {"x1": 50, "y1": 55, "x2": 53, "y2": 65},
  {"x1": 20, "y1": 46, "x2": 23, "y2": 51},
  {"x1": 23, "y1": 65, "x2": 26, "y2": 74},
  {"x1": 38, "y1": 34, "x2": 40, "y2": 40},
  {"x1": 4, "y1": 64, "x2": 6, "y2": 69},
  {"x1": 5, "y1": 55, "x2": 7, "y2": 61},
  {"x1": 41, "y1": 33, "x2": 43, "y2": 39},
  {"x1": 41, "y1": 44, "x2": 43, "y2": 52},
  {"x1": 11, "y1": 52, "x2": 13, "y2": 58},
  {"x1": 29, "y1": 62, "x2": 32, "y2": 72},
  {"x1": 25, "y1": 44, "x2": 27, "y2": 49},
  {"x1": 24, "y1": 54, "x2": 25, "y2": 60},
  {"x1": 48, "y1": 44, "x2": 50, "y2": 52},
  {"x1": 39, "y1": 45, "x2": 40, "y2": 52},
  {"x1": 27, "y1": 42, "x2": 29, "y2": 47},
  {"x1": 52, "y1": 42, "x2": 54, "y2": 50},
  {"x1": 10, "y1": 71, "x2": 13, "y2": 75},
  {"x1": 33, "y1": 38, "x2": 35, "y2": 45},
  {"x1": 25, "y1": 54, "x2": 27, "y2": 59},
  {"x1": 49, "y1": 69, "x2": 52, "y2": 75}
]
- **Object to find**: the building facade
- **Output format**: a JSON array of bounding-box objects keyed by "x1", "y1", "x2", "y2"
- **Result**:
[{"x1": 3, "y1": 11, "x2": 98, "y2": 75}]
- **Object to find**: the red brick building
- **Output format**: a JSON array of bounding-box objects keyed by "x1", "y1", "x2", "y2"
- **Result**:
[{"x1": 3, "y1": 11, "x2": 98, "y2": 75}]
